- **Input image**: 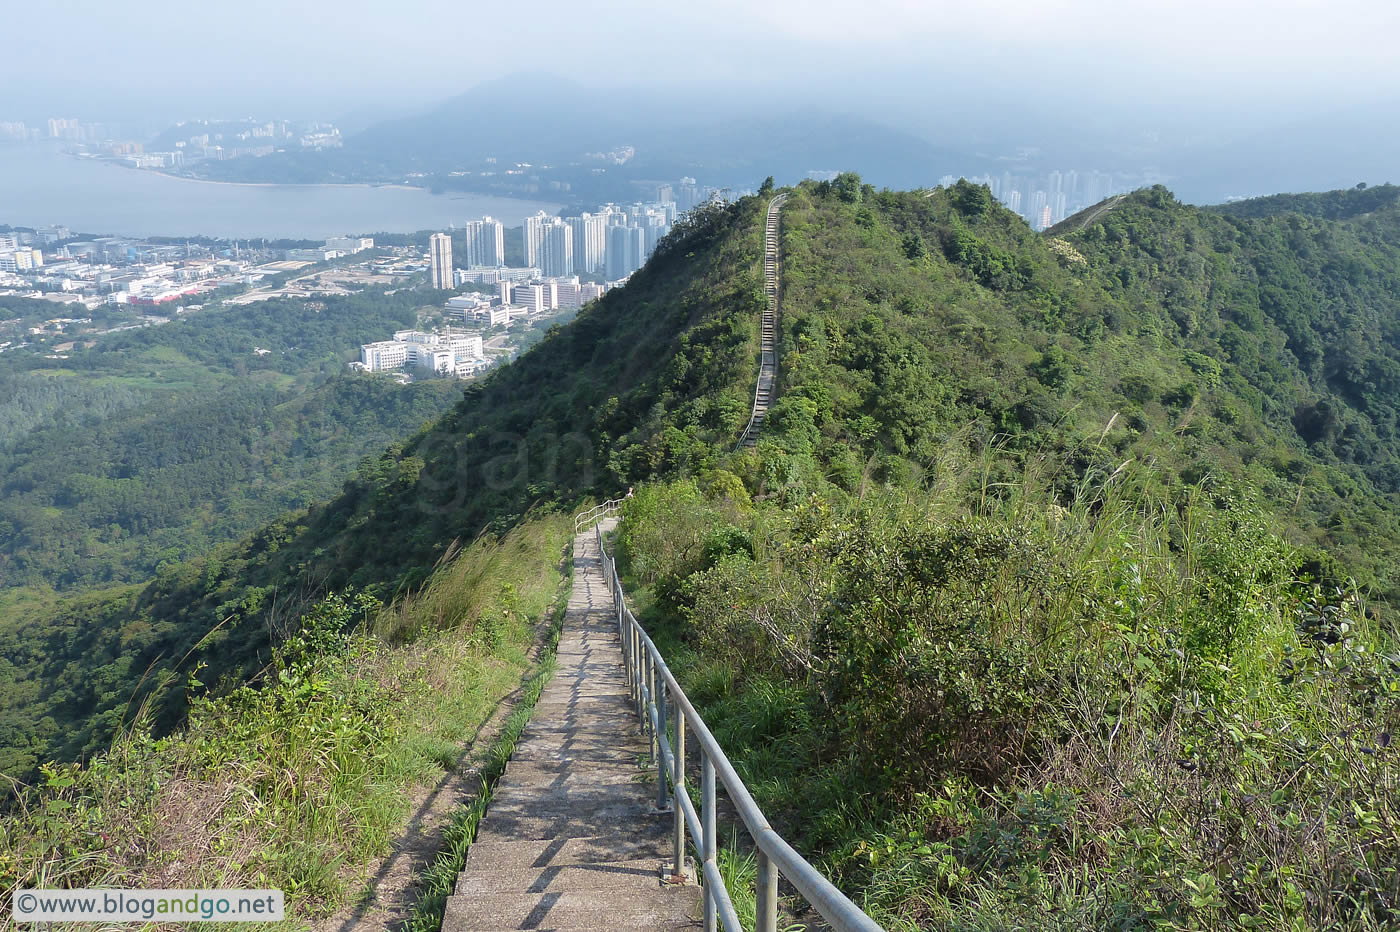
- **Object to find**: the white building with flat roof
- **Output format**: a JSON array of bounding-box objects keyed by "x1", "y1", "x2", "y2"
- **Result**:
[
  {"x1": 361, "y1": 340, "x2": 408, "y2": 371},
  {"x1": 363, "y1": 329, "x2": 486, "y2": 377}
]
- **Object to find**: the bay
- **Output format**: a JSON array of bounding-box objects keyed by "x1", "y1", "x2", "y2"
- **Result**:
[{"x1": 0, "y1": 144, "x2": 561, "y2": 240}]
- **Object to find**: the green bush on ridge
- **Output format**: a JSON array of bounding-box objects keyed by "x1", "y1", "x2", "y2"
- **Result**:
[{"x1": 617, "y1": 458, "x2": 1400, "y2": 929}]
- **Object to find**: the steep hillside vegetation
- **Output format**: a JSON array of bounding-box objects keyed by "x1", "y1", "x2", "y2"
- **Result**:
[
  {"x1": 609, "y1": 178, "x2": 1400, "y2": 928},
  {"x1": 8, "y1": 178, "x2": 1400, "y2": 928},
  {"x1": 0, "y1": 199, "x2": 765, "y2": 779},
  {"x1": 3, "y1": 515, "x2": 574, "y2": 924},
  {"x1": 0, "y1": 375, "x2": 461, "y2": 589}
]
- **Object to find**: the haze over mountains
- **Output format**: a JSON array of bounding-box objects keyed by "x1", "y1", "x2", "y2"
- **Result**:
[{"x1": 147, "y1": 71, "x2": 1396, "y2": 209}]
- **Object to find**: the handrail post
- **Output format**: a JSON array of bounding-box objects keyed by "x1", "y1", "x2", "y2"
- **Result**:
[
  {"x1": 636, "y1": 628, "x2": 645, "y2": 724},
  {"x1": 672, "y1": 703, "x2": 687, "y2": 882},
  {"x1": 631, "y1": 626, "x2": 641, "y2": 716},
  {"x1": 757, "y1": 849, "x2": 778, "y2": 932},
  {"x1": 702, "y1": 755, "x2": 717, "y2": 932},
  {"x1": 656, "y1": 677, "x2": 669, "y2": 810},
  {"x1": 647, "y1": 658, "x2": 658, "y2": 740}
]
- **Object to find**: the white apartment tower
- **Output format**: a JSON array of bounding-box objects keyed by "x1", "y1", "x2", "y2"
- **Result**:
[
  {"x1": 541, "y1": 221, "x2": 573, "y2": 277},
  {"x1": 522, "y1": 212, "x2": 548, "y2": 268},
  {"x1": 524, "y1": 213, "x2": 574, "y2": 277},
  {"x1": 464, "y1": 217, "x2": 505, "y2": 267},
  {"x1": 429, "y1": 232, "x2": 453, "y2": 289},
  {"x1": 567, "y1": 213, "x2": 607, "y2": 275}
]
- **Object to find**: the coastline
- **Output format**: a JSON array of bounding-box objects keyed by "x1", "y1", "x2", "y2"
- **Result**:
[
  {"x1": 0, "y1": 146, "x2": 563, "y2": 238},
  {"x1": 92, "y1": 156, "x2": 426, "y2": 192},
  {"x1": 60, "y1": 150, "x2": 564, "y2": 208}
]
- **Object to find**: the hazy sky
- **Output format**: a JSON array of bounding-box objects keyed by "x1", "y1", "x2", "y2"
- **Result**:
[{"x1": 7, "y1": 0, "x2": 1398, "y2": 137}]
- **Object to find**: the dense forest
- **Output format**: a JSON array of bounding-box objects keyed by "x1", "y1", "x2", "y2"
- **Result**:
[
  {"x1": 6, "y1": 178, "x2": 1400, "y2": 927},
  {"x1": 0, "y1": 375, "x2": 463, "y2": 589},
  {"x1": 0, "y1": 288, "x2": 467, "y2": 590}
]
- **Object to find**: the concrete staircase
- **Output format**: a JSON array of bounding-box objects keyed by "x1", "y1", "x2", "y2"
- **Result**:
[
  {"x1": 740, "y1": 193, "x2": 787, "y2": 449},
  {"x1": 443, "y1": 518, "x2": 701, "y2": 931}
]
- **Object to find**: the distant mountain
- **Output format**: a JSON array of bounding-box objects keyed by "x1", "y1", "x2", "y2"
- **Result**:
[
  {"x1": 1167, "y1": 102, "x2": 1400, "y2": 203},
  {"x1": 186, "y1": 74, "x2": 970, "y2": 201},
  {"x1": 351, "y1": 73, "x2": 966, "y2": 188},
  {"x1": 349, "y1": 74, "x2": 621, "y2": 165}
]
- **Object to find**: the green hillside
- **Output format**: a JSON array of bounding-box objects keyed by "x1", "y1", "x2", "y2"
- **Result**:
[
  {"x1": 5, "y1": 178, "x2": 1400, "y2": 927},
  {"x1": 0, "y1": 287, "x2": 469, "y2": 591}
]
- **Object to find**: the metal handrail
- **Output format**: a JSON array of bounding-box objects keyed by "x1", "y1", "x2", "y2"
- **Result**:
[
  {"x1": 593, "y1": 521, "x2": 884, "y2": 932},
  {"x1": 574, "y1": 498, "x2": 626, "y2": 533}
]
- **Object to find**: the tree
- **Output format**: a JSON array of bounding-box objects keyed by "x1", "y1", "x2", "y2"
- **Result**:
[
  {"x1": 759, "y1": 176, "x2": 775, "y2": 197},
  {"x1": 949, "y1": 179, "x2": 992, "y2": 219},
  {"x1": 833, "y1": 173, "x2": 863, "y2": 204}
]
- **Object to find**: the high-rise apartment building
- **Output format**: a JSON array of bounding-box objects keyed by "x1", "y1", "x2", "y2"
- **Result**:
[
  {"x1": 464, "y1": 217, "x2": 505, "y2": 267},
  {"x1": 522, "y1": 212, "x2": 548, "y2": 268},
  {"x1": 429, "y1": 233, "x2": 453, "y2": 289},
  {"x1": 567, "y1": 213, "x2": 607, "y2": 275},
  {"x1": 676, "y1": 177, "x2": 700, "y2": 214},
  {"x1": 541, "y1": 220, "x2": 573, "y2": 277},
  {"x1": 1028, "y1": 191, "x2": 1049, "y2": 228},
  {"x1": 606, "y1": 225, "x2": 648, "y2": 280}
]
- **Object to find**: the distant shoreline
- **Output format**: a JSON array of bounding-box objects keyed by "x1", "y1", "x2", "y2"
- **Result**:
[
  {"x1": 58, "y1": 150, "x2": 564, "y2": 209},
  {"x1": 151, "y1": 171, "x2": 426, "y2": 193},
  {"x1": 89, "y1": 156, "x2": 426, "y2": 193},
  {"x1": 105, "y1": 158, "x2": 561, "y2": 207},
  {"x1": 0, "y1": 147, "x2": 564, "y2": 238}
]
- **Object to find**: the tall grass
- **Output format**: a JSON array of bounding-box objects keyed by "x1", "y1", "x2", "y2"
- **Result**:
[
  {"x1": 0, "y1": 513, "x2": 573, "y2": 929},
  {"x1": 616, "y1": 449, "x2": 1400, "y2": 930}
]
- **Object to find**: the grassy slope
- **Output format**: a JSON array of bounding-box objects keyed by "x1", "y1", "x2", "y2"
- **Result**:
[{"x1": 1, "y1": 514, "x2": 572, "y2": 927}]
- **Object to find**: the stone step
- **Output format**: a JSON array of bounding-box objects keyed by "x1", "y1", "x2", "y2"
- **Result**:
[
  {"x1": 508, "y1": 744, "x2": 645, "y2": 764},
  {"x1": 449, "y1": 925, "x2": 697, "y2": 931},
  {"x1": 453, "y1": 858, "x2": 664, "y2": 895},
  {"x1": 490, "y1": 781, "x2": 657, "y2": 810},
  {"x1": 519, "y1": 720, "x2": 640, "y2": 739},
  {"x1": 471, "y1": 803, "x2": 671, "y2": 841},
  {"x1": 501, "y1": 763, "x2": 648, "y2": 788},
  {"x1": 442, "y1": 888, "x2": 699, "y2": 931},
  {"x1": 466, "y1": 833, "x2": 670, "y2": 870},
  {"x1": 530, "y1": 693, "x2": 633, "y2": 708},
  {"x1": 509, "y1": 739, "x2": 644, "y2": 758},
  {"x1": 450, "y1": 918, "x2": 697, "y2": 923}
]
